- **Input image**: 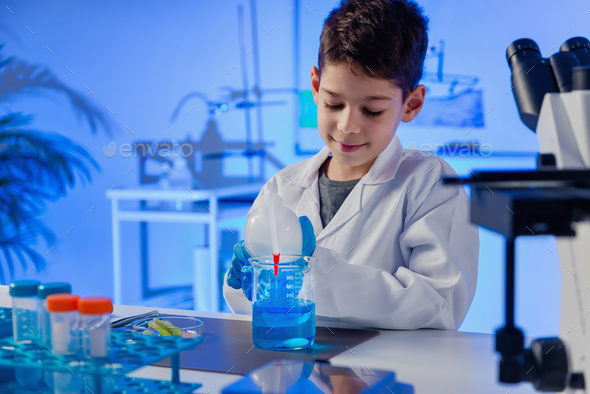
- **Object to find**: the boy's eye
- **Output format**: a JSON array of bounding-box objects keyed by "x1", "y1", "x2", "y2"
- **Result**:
[
  {"x1": 323, "y1": 103, "x2": 384, "y2": 118},
  {"x1": 323, "y1": 103, "x2": 343, "y2": 110},
  {"x1": 364, "y1": 108, "x2": 384, "y2": 117}
]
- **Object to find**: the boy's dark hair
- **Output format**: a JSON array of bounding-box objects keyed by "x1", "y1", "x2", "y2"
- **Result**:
[{"x1": 318, "y1": 0, "x2": 429, "y2": 102}]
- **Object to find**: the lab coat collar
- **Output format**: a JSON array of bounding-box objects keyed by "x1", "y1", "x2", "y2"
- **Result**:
[
  {"x1": 282, "y1": 134, "x2": 404, "y2": 188},
  {"x1": 286, "y1": 134, "x2": 404, "y2": 239},
  {"x1": 362, "y1": 134, "x2": 404, "y2": 185}
]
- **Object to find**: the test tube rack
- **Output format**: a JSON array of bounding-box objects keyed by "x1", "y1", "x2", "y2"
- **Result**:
[{"x1": 0, "y1": 307, "x2": 203, "y2": 394}]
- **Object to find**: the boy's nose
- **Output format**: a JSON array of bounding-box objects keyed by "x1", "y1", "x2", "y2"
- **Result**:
[{"x1": 338, "y1": 109, "x2": 362, "y2": 134}]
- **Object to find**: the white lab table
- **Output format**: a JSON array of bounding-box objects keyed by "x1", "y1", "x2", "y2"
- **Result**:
[
  {"x1": 0, "y1": 286, "x2": 546, "y2": 394},
  {"x1": 106, "y1": 183, "x2": 264, "y2": 310}
]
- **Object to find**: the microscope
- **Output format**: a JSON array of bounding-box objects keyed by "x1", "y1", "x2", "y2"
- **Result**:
[{"x1": 446, "y1": 37, "x2": 590, "y2": 392}]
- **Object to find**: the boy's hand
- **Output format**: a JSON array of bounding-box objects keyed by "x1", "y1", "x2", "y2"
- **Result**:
[
  {"x1": 299, "y1": 215, "x2": 316, "y2": 257},
  {"x1": 226, "y1": 216, "x2": 316, "y2": 301},
  {"x1": 226, "y1": 241, "x2": 252, "y2": 293}
]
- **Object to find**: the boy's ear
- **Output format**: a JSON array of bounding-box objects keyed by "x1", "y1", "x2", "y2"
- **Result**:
[
  {"x1": 401, "y1": 84, "x2": 426, "y2": 123},
  {"x1": 311, "y1": 66, "x2": 320, "y2": 105}
]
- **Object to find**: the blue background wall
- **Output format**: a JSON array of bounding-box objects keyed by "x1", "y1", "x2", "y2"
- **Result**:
[{"x1": 2, "y1": 0, "x2": 589, "y2": 337}]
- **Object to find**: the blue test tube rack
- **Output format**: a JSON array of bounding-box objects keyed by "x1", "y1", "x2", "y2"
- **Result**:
[{"x1": 0, "y1": 307, "x2": 203, "y2": 394}]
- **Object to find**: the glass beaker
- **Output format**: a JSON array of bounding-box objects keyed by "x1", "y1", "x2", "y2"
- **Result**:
[{"x1": 249, "y1": 254, "x2": 316, "y2": 351}]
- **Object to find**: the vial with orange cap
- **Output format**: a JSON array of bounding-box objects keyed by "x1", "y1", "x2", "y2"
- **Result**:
[
  {"x1": 78, "y1": 297, "x2": 112, "y2": 359},
  {"x1": 46, "y1": 294, "x2": 80, "y2": 356}
]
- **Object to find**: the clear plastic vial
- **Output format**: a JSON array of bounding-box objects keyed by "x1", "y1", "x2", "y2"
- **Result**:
[
  {"x1": 9, "y1": 280, "x2": 42, "y2": 388},
  {"x1": 37, "y1": 283, "x2": 72, "y2": 347},
  {"x1": 78, "y1": 297, "x2": 112, "y2": 359},
  {"x1": 9, "y1": 280, "x2": 41, "y2": 344},
  {"x1": 47, "y1": 294, "x2": 80, "y2": 356},
  {"x1": 37, "y1": 283, "x2": 72, "y2": 390}
]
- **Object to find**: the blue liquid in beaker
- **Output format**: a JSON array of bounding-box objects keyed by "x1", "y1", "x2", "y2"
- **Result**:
[{"x1": 252, "y1": 298, "x2": 315, "y2": 350}]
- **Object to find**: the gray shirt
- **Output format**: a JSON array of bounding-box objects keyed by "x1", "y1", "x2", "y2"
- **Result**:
[{"x1": 318, "y1": 160, "x2": 362, "y2": 228}]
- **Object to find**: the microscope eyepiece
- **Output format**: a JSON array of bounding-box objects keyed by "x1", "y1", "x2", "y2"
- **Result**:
[
  {"x1": 506, "y1": 38, "x2": 541, "y2": 66},
  {"x1": 507, "y1": 36, "x2": 590, "y2": 131},
  {"x1": 561, "y1": 37, "x2": 590, "y2": 66},
  {"x1": 507, "y1": 38, "x2": 558, "y2": 131}
]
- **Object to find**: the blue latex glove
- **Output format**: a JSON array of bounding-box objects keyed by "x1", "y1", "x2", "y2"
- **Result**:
[
  {"x1": 299, "y1": 215, "x2": 316, "y2": 257},
  {"x1": 226, "y1": 240, "x2": 251, "y2": 290},
  {"x1": 226, "y1": 216, "x2": 316, "y2": 301}
]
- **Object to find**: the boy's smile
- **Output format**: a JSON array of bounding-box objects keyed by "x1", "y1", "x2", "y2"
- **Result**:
[{"x1": 311, "y1": 62, "x2": 425, "y2": 181}]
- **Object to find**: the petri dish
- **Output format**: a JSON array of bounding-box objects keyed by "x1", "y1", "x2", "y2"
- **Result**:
[{"x1": 131, "y1": 316, "x2": 203, "y2": 339}]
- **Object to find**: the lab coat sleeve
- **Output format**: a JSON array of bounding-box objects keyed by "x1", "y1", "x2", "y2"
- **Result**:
[
  {"x1": 222, "y1": 269, "x2": 252, "y2": 315},
  {"x1": 313, "y1": 178, "x2": 479, "y2": 330}
]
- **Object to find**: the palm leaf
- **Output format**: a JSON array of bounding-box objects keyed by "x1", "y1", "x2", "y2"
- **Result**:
[
  {"x1": 0, "y1": 112, "x2": 97, "y2": 282},
  {"x1": 0, "y1": 48, "x2": 117, "y2": 135}
]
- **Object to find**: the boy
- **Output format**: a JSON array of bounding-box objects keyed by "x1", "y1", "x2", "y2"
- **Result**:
[{"x1": 223, "y1": 0, "x2": 479, "y2": 330}]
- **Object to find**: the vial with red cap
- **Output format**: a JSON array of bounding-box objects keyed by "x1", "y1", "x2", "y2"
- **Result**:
[
  {"x1": 78, "y1": 297, "x2": 112, "y2": 359},
  {"x1": 46, "y1": 294, "x2": 80, "y2": 356}
]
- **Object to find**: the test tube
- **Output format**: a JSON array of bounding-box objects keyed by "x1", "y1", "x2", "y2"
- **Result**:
[
  {"x1": 78, "y1": 297, "x2": 112, "y2": 360},
  {"x1": 46, "y1": 294, "x2": 80, "y2": 356},
  {"x1": 9, "y1": 280, "x2": 41, "y2": 343},
  {"x1": 47, "y1": 294, "x2": 82, "y2": 394},
  {"x1": 37, "y1": 283, "x2": 72, "y2": 390},
  {"x1": 37, "y1": 283, "x2": 72, "y2": 347},
  {"x1": 9, "y1": 280, "x2": 42, "y2": 388}
]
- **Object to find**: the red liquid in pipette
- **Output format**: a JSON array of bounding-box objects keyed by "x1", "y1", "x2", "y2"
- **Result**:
[{"x1": 273, "y1": 253, "x2": 280, "y2": 276}]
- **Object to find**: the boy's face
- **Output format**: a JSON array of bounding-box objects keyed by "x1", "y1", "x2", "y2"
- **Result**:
[{"x1": 311, "y1": 62, "x2": 425, "y2": 178}]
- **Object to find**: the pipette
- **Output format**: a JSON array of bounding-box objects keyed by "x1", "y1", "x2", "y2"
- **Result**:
[{"x1": 267, "y1": 180, "x2": 280, "y2": 276}]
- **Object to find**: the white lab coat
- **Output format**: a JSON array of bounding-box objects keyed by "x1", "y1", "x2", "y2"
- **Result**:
[{"x1": 223, "y1": 134, "x2": 479, "y2": 330}]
